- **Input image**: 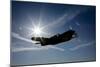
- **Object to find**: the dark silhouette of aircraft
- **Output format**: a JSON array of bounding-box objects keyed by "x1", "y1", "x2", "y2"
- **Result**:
[{"x1": 31, "y1": 30, "x2": 77, "y2": 46}]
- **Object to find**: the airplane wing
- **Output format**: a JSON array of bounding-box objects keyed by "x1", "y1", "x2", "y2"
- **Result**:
[{"x1": 31, "y1": 37, "x2": 49, "y2": 41}]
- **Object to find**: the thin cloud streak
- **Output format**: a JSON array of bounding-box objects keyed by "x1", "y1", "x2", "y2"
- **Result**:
[
  {"x1": 11, "y1": 45, "x2": 64, "y2": 52},
  {"x1": 12, "y1": 32, "x2": 38, "y2": 44},
  {"x1": 11, "y1": 47, "x2": 48, "y2": 52},
  {"x1": 42, "y1": 10, "x2": 81, "y2": 30},
  {"x1": 70, "y1": 41, "x2": 95, "y2": 51}
]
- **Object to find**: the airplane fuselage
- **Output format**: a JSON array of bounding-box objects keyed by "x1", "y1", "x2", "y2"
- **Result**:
[{"x1": 31, "y1": 30, "x2": 77, "y2": 46}]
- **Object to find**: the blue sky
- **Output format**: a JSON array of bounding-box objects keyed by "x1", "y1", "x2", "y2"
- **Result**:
[{"x1": 11, "y1": 1, "x2": 96, "y2": 66}]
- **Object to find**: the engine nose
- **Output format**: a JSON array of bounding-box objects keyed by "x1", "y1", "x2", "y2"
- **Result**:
[{"x1": 72, "y1": 32, "x2": 77, "y2": 38}]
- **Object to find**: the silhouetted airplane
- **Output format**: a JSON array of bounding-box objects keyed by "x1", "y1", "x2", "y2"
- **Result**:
[{"x1": 31, "y1": 30, "x2": 77, "y2": 46}]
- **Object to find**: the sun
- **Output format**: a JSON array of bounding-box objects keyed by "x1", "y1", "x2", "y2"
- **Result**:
[
  {"x1": 33, "y1": 27, "x2": 42, "y2": 36},
  {"x1": 28, "y1": 21, "x2": 49, "y2": 37}
]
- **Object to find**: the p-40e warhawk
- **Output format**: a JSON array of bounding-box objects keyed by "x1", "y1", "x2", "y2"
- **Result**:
[{"x1": 31, "y1": 30, "x2": 77, "y2": 46}]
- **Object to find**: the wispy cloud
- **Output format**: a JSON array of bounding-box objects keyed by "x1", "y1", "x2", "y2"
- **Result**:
[
  {"x1": 47, "y1": 45, "x2": 65, "y2": 51},
  {"x1": 11, "y1": 32, "x2": 64, "y2": 52},
  {"x1": 11, "y1": 47, "x2": 48, "y2": 52},
  {"x1": 11, "y1": 45, "x2": 64, "y2": 52},
  {"x1": 70, "y1": 41, "x2": 95, "y2": 51},
  {"x1": 42, "y1": 10, "x2": 81, "y2": 29},
  {"x1": 12, "y1": 32, "x2": 38, "y2": 44}
]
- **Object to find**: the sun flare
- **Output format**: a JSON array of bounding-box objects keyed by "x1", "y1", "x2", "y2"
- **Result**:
[{"x1": 33, "y1": 26, "x2": 43, "y2": 36}]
